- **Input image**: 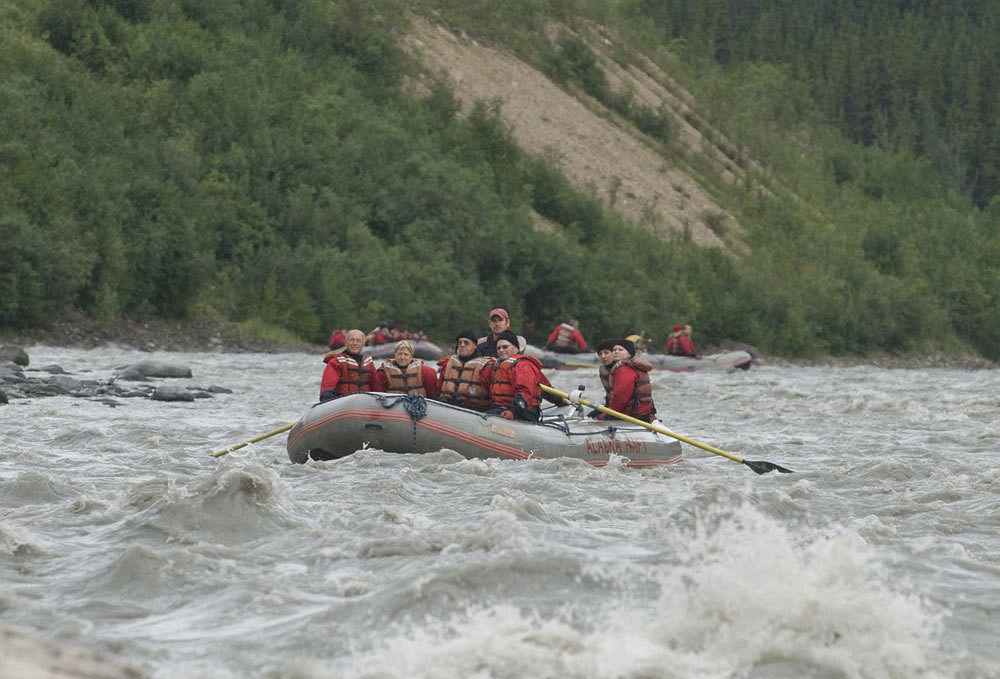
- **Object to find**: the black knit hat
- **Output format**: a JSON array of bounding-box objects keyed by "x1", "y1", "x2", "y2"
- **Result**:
[
  {"x1": 495, "y1": 330, "x2": 520, "y2": 347},
  {"x1": 615, "y1": 338, "x2": 637, "y2": 357},
  {"x1": 597, "y1": 338, "x2": 616, "y2": 352},
  {"x1": 455, "y1": 329, "x2": 478, "y2": 344}
]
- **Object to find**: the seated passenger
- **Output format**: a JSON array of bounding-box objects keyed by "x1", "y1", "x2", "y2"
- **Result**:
[
  {"x1": 545, "y1": 319, "x2": 588, "y2": 354},
  {"x1": 666, "y1": 323, "x2": 697, "y2": 357},
  {"x1": 319, "y1": 329, "x2": 374, "y2": 402},
  {"x1": 488, "y1": 331, "x2": 549, "y2": 421},
  {"x1": 595, "y1": 338, "x2": 618, "y2": 404},
  {"x1": 601, "y1": 338, "x2": 657, "y2": 423},
  {"x1": 372, "y1": 340, "x2": 438, "y2": 397},
  {"x1": 478, "y1": 307, "x2": 527, "y2": 358},
  {"x1": 327, "y1": 328, "x2": 347, "y2": 351},
  {"x1": 366, "y1": 323, "x2": 391, "y2": 346},
  {"x1": 436, "y1": 330, "x2": 495, "y2": 411}
]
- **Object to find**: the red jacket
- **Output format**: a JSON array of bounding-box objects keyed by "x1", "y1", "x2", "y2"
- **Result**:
[
  {"x1": 666, "y1": 333, "x2": 696, "y2": 357},
  {"x1": 490, "y1": 354, "x2": 548, "y2": 412},
  {"x1": 320, "y1": 351, "x2": 375, "y2": 401},
  {"x1": 605, "y1": 358, "x2": 656, "y2": 421},
  {"x1": 327, "y1": 330, "x2": 346, "y2": 349},
  {"x1": 676, "y1": 334, "x2": 696, "y2": 357},
  {"x1": 546, "y1": 324, "x2": 588, "y2": 351},
  {"x1": 372, "y1": 360, "x2": 439, "y2": 397}
]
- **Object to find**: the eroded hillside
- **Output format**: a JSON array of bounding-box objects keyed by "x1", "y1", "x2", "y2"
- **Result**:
[{"x1": 406, "y1": 17, "x2": 758, "y2": 252}]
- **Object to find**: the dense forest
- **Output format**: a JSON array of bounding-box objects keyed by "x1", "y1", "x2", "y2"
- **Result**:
[{"x1": 1, "y1": 0, "x2": 997, "y2": 358}]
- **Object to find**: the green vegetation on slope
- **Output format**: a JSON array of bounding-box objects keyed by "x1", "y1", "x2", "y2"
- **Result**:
[{"x1": 1, "y1": 0, "x2": 998, "y2": 359}]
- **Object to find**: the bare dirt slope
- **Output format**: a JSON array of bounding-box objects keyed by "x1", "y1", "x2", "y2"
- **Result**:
[{"x1": 407, "y1": 18, "x2": 740, "y2": 250}]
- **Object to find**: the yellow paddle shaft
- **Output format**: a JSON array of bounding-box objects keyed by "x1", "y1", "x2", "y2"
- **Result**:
[
  {"x1": 212, "y1": 422, "x2": 294, "y2": 458},
  {"x1": 541, "y1": 384, "x2": 744, "y2": 464}
]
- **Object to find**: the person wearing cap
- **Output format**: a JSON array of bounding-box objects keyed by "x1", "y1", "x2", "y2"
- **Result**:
[
  {"x1": 478, "y1": 308, "x2": 527, "y2": 358},
  {"x1": 319, "y1": 329, "x2": 375, "y2": 402},
  {"x1": 544, "y1": 319, "x2": 588, "y2": 354},
  {"x1": 372, "y1": 340, "x2": 439, "y2": 396},
  {"x1": 601, "y1": 338, "x2": 657, "y2": 422},
  {"x1": 436, "y1": 330, "x2": 495, "y2": 411},
  {"x1": 488, "y1": 330, "x2": 552, "y2": 421}
]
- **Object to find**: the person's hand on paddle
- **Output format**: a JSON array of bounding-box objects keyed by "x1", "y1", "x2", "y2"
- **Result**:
[{"x1": 501, "y1": 410, "x2": 515, "y2": 420}]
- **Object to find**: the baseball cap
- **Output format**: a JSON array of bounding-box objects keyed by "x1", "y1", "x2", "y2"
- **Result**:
[{"x1": 489, "y1": 308, "x2": 509, "y2": 320}]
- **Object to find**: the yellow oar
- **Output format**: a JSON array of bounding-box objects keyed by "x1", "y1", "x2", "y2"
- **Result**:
[
  {"x1": 541, "y1": 384, "x2": 793, "y2": 474},
  {"x1": 211, "y1": 423, "x2": 294, "y2": 458}
]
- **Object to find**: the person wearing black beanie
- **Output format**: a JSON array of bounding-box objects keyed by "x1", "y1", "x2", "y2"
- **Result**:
[
  {"x1": 615, "y1": 338, "x2": 637, "y2": 358},
  {"x1": 454, "y1": 329, "x2": 480, "y2": 353},
  {"x1": 436, "y1": 329, "x2": 495, "y2": 411},
  {"x1": 601, "y1": 338, "x2": 657, "y2": 423},
  {"x1": 487, "y1": 331, "x2": 554, "y2": 421}
]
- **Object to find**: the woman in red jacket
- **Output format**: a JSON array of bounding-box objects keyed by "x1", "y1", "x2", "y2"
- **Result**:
[
  {"x1": 603, "y1": 338, "x2": 657, "y2": 423},
  {"x1": 372, "y1": 341, "x2": 439, "y2": 397}
]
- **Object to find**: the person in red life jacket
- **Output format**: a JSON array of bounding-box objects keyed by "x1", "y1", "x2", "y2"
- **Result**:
[
  {"x1": 545, "y1": 319, "x2": 588, "y2": 354},
  {"x1": 670, "y1": 324, "x2": 698, "y2": 357},
  {"x1": 478, "y1": 308, "x2": 527, "y2": 358},
  {"x1": 488, "y1": 331, "x2": 552, "y2": 421},
  {"x1": 436, "y1": 330, "x2": 495, "y2": 411},
  {"x1": 327, "y1": 329, "x2": 347, "y2": 351},
  {"x1": 372, "y1": 340, "x2": 438, "y2": 397},
  {"x1": 665, "y1": 324, "x2": 683, "y2": 355},
  {"x1": 319, "y1": 329, "x2": 375, "y2": 402},
  {"x1": 600, "y1": 338, "x2": 657, "y2": 423}
]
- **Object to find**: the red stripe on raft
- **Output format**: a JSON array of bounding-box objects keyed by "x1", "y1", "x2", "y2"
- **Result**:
[{"x1": 288, "y1": 407, "x2": 682, "y2": 467}]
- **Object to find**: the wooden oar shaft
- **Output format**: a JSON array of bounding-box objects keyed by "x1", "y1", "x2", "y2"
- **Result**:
[
  {"x1": 540, "y1": 384, "x2": 744, "y2": 464},
  {"x1": 212, "y1": 423, "x2": 294, "y2": 458}
]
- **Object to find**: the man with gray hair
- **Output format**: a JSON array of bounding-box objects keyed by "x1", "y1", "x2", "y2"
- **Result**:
[{"x1": 319, "y1": 329, "x2": 374, "y2": 402}]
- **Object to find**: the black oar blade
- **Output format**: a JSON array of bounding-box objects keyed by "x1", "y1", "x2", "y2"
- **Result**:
[{"x1": 743, "y1": 459, "x2": 795, "y2": 475}]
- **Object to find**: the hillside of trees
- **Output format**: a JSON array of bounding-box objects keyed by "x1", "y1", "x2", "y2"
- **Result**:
[{"x1": 1, "y1": 0, "x2": 997, "y2": 359}]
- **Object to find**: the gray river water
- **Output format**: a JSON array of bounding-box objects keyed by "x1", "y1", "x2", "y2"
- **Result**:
[{"x1": 1, "y1": 346, "x2": 998, "y2": 678}]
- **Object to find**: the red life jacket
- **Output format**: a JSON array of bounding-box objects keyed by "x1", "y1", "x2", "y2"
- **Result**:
[
  {"x1": 610, "y1": 358, "x2": 655, "y2": 420},
  {"x1": 438, "y1": 356, "x2": 493, "y2": 410},
  {"x1": 552, "y1": 323, "x2": 575, "y2": 349},
  {"x1": 380, "y1": 359, "x2": 427, "y2": 396},
  {"x1": 490, "y1": 354, "x2": 543, "y2": 410},
  {"x1": 666, "y1": 333, "x2": 684, "y2": 356},
  {"x1": 333, "y1": 353, "x2": 374, "y2": 396}
]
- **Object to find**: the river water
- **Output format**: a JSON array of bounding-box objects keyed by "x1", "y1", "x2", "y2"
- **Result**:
[{"x1": 1, "y1": 346, "x2": 997, "y2": 678}]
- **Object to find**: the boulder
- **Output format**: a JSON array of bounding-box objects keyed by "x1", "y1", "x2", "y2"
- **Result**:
[
  {"x1": 0, "y1": 390, "x2": 7, "y2": 405},
  {"x1": 0, "y1": 346, "x2": 28, "y2": 366},
  {"x1": 0, "y1": 362, "x2": 25, "y2": 383},
  {"x1": 39, "y1": 364, "x2": 69, "y2": 375},
  {"x1": 49, "y1": 375, "x2": 84, "y2": 393},
  {"x1": 151, "y1": 386, "x2": 195, "y2": 402},
  {"x1": 118, "y1": 360, "x2": 192, "y2": 381}
]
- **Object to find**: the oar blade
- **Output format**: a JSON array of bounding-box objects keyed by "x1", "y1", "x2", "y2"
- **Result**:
[{"x1": 743, "y1": 459, "x2": 795, "y2": 475}]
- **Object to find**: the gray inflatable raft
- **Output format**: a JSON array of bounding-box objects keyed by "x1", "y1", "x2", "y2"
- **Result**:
[
  {"x1": 524, "y1": 345, "x2": 754, "y2": 372},
  {"x1": 646, "y1": 350, "x2": 754, "y2": 371},
  {"x1": 286, "y1": 392, "x2": 682, "y2": 468}
]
